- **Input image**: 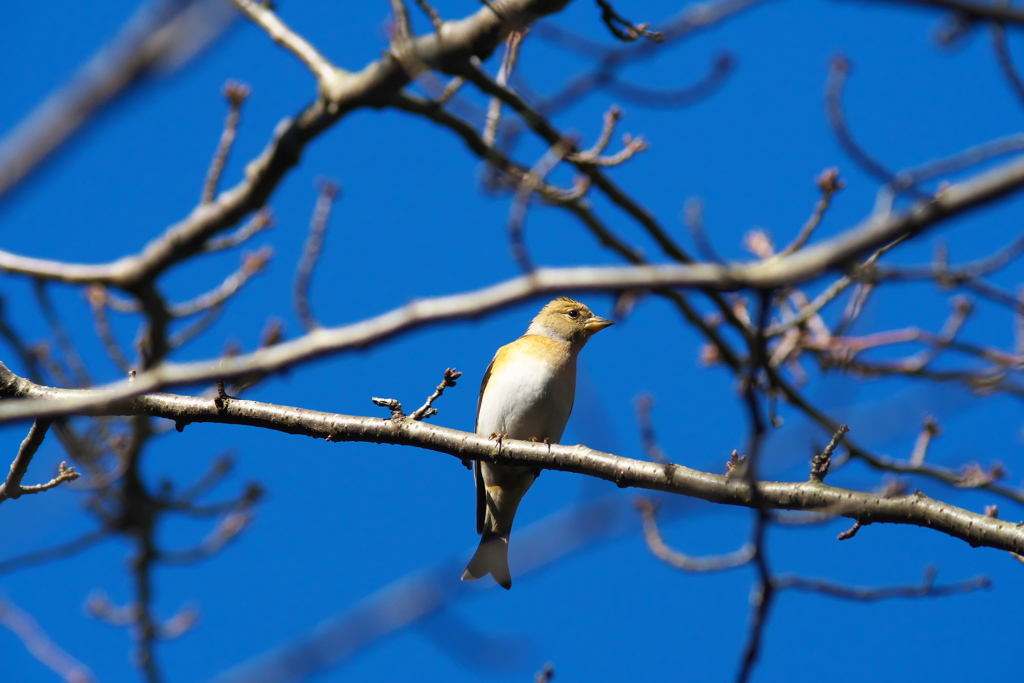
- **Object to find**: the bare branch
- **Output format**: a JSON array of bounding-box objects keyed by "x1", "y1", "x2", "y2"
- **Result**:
[
  {"x1": 86, "y1": 286, "x2": 133, "y2": 373},
  {"x1": 483, "y1": 31, "x2": 525, "y2": 147},
  {"x1": 808, "y1": 424, "x2": 849, "y2": 483},
  {"x1": 0, "y1": 597, "x2": 96, "y2": 683},
  {"x1": 0, "y1": 528, "x2": 109, "y2": 576},
  {"x1": 161, "y1": 505, "x2": 256, "y2": 565},
  {"x1": 413, "y1": 0, "x2": 444, "y2": 33},
  {"x1": 736, "y1": 291, "x2": 775, "y2": 683},
  {"x1": 765, "y1": 363, "x2": 1024, "y2": 505},
  {"x1": 528, "y1": 0, "x2": 760, "y2": 127},
  {"x1": 635, "y1": 498, "x2": 754, "y2": 571},
  {"x1": 409, "y1": 368, "x2": 463, "y2": 421},
  {"x1": 909, "y1": 415, "x2": 942, "y2": 466},
  {"x1": 457, "y1": 59, "x2": 702, "y2": 266},
  {"x1": 837, "y1": 520, "x2": 863, "y2": 541},
  {"x1": 35, "y1": 282, "x2": 90, "y2": 387},
  {"x1": 0, "y1": 419, "x2": 79, "y2": 504},
  {"x1": 866, "y1": 0, "x2": 1024, "y2": 25},
  {"x1": 778, "y1": 168, "x2": 845, "y2": 257},
  {"x1": 508, "y1": 138, "x2": 579, "y2": 272},
  {"x1": 1, "y1": 368, "x2": 1022, "y2": 555},
  {"x1": 0, "y1": 0, "x2": 234, "y2": 201},
  {"x1": 4, "y1": 144, "x2": 1024, "y2": 423},
  {"x1": 894, "y1": 133, "x2": 1024, "y2": 187},
  {"x1": 171, "y1": 247, "x2": 272, "y2": 318},
  {"x1": 825, "y1": 56, "x2": 908, "y2": 192},
  {"x1": 0, "y1": 0, "x2": 573, "y2": 291},
  {"x1": 173, "y1": 453, "x2": 235, "y2": 504},
  {"x1": 634, "y1": 394, "x2": 671, "y2": 464},
  {"x1": 775, "y1": 566, "x2": 991, "y2": 601},
  {"x1": 201, "y1": 81, "x2": 251, "y2": 204},
  {"x1": 203, "y1": 207, "x2": 274, "y2": 252},
  {"x1": 169, "y1": 306, "x2": 221, "y2": 350},
  {"x1": 227, "y1": 0, "x2": 343, "y2": 87},
  {"x1": 294, "y1": 180, "x2": 340, "y2": 331},
  {"x1": 594, "y1": 0, "x2": 665, "y2": 43},
  {"x1": 395, "y1": 90, "x2": 742, "y2": 370},
  {"x1": 872, "y1": 234, "x2": 1024, "y2": 313},
  {"x1": 371, "y1": 397, "x2": 406, "y2": 420}
]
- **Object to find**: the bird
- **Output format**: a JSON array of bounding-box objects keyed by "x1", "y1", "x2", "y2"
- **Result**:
[{"x1": 461, "y1": 296, "x2": 613, "y2": 589}]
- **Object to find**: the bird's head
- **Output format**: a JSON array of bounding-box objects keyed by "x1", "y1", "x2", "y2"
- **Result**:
[{"x1": 526, "y1": 296, "x2": 614, "y2": 345}]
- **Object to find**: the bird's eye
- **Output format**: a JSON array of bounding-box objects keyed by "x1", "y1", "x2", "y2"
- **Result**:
[{"x1": 567, "y1": 309, "x2": 580, "y2": 318}]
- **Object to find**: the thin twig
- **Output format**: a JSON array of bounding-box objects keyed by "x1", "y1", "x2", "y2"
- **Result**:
[
  {"x1": 894, "y1": 133, "x2": 1024, "y2": 187},
  {"x1": 169, "y1": 306, "x2": 223, "y2": 349},
  {"x1": 203, "y1": 208, "x2": 275, "y2": 252},
  {"x1": 409, "y1": 368, "x2": 463, "y2": 421},
  {"x1": 635, "y1": 498, "x2": 754, "y2": 571},
  {"x1": 825, "y1": 56, "x2": 915, "y2": 194},
  {"x1": 171, "y1": 248, "x2": 272, "y2": 318},
  {"x1": 736, "y1": 290, "x2": 774, "y2": 683},
  {"x1": 161, "y1": 505, "x2": 256, "y2": 565},
  {"x1": 778, "y1": 168, "x2": 844, "y2": 257},
  {"x1": 809, "y1": 424, "x2": 849, "y2": 483},
  {"x1": 0, "y1": 597, "x2": 96, "y2": 683},
  {"x1": 34, "y1": 281, "x2": 90, "y2": 387},
  {"x1": 775, "y1": 566, "x2": 990, "y2": 601},
  {"x1": 433, "y1": 76, "x2": 464, "y2": 106},
  {"x1": 201, "y1": 81, "x2": 251, "y2": 204},
  {"x1": 569, "y1": 105, "x2": 649, "y2": 166},
  {"x1": 227, "y1": 0, "x2": 342, "y2": 87},
  {"x1": 0, "y1": 419, "x2": 78, "y2": 504},
  {"x1": 85, "y1": 286, "x2": 133, "y2": 373},
  {"x1": 635, "y1": 394, "x2": 671, "y2": 464},
  {"x1": 909, "y1": 416, "x2": 941, "y2": 466},
  {"x1": 768, "y1": 235, "x2": 909, "y2": 337},
  {"x1": 0, "y1": 528, "x2": 109, "y2": 576},
  {"x1": 413, "y1": 0, "x2": 444, "y2": 32},
  {"x1": 764, "y1": 363, "x2": 1024, "y2": 506},
  {"x1": 992, "y1": 8, "x2": 1024, "y2": 108},
  {"x1": 483, "y1": 31, "x2": 524, "y2": 147},
  {"x1": 294, "y1": 180, "x2": 340, "y2": 331},
  {"x1": 508, "y1": 138, "x2": 576, "y2": 272},
  {"x1": 684, "y1": 197, "x2": 725, "y2": 264},
  {"x1": 594, "y1": 0, "x2": 665, "y2": 42},
  {"x1": 389, "y1": 0, "x2": 429, "y2": 80}
]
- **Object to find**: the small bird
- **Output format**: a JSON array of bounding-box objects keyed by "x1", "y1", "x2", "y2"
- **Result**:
[{"x1": 462, "y1": 297, "x2": 613, "y2": 589}]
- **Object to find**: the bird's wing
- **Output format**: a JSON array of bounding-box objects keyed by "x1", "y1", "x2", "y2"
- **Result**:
[
  {"x1": 474, "y1": 354, "x2": 496, "y2": 434},
  {"x1": 474, "y1": 353, "x2": 497, "y2": 536},
  {"x1": 474, "y1": 458, "x2": 485, "y2": 535}
]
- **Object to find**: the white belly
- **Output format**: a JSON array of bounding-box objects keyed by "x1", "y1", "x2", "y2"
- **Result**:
[{"x1": 476, "y1": 353, "x2": 575, "y2": 443}]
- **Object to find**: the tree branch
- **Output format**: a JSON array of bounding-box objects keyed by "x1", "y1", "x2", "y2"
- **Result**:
[
  {"x1": 0, "y1": 0, "x2": 576, "y2": 289},
  {"x1": 1, "y1": 366, "x2": 1022, "y2": 555},
  {"x1": 0, "y1": 146, "x2": 1020, "y2": 421},
  {"x1": 0, "y1": 419, "x2": 79, "y2": 504}
]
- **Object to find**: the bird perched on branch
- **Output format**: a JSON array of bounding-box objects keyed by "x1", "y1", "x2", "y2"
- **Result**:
[{"x1": 462, "y1": 297, "x2": 614, "y2": 589}]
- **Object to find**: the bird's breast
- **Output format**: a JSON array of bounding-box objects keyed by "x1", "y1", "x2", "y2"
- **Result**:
[{"x1": 476, "y1": 341, "x2": 576, "y2": 443}]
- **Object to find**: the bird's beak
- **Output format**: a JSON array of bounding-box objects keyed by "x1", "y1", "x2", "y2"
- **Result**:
[{"x1": 584, "y1": 316, "x2": 614, "y2": 333}]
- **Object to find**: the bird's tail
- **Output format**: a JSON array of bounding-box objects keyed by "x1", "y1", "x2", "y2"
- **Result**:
[{"x1": 461, "y1": 531, "x2": 512, "y2": 590}]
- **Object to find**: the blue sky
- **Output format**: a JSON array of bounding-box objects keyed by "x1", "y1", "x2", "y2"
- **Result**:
[{"x1": 1, "y1": 1, "x2": 1022, "y2": 681}]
